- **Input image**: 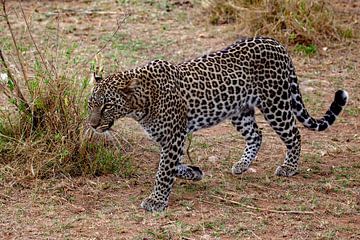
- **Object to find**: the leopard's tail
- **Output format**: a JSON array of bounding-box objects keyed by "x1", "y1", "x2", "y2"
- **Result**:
[{"x1": 289, "y1": 68, "x2": 349, "y2": 131}]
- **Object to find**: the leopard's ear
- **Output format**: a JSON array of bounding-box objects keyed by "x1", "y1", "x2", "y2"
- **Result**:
[
  {"x1": 120, "y1": 78, "x2": 139, "y2": 94},
  {"x1": 90, "y1": 65, "x2": 104, "y2": 85},
  {"x1": 92, "y1": 72, "x2": 103, "y2": 84}
]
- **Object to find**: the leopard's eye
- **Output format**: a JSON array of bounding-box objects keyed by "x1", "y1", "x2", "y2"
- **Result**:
[{"x1": 102, "y1": 104, "x2": 114, "y2": 110}]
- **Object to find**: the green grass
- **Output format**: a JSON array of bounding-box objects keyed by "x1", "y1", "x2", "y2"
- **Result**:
[
  {"x1": 340, "y1": 27, "x2": 354, "y2": 39},
  {"x1": 87, "y1": 144, "x2": 135, "y2": 177},
  {"x1": 344, "y1": 106, "x2": 360, "y2": 117},
  {"x1": 294, "y1": 43, "x2": 317, "y2": 55}
]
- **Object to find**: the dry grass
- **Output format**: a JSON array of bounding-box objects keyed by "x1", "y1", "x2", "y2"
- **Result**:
[
  {"x1": 203, "y1": 0, "x2": 356, "y2": 46},
  {"x1": 0, "y1": 1, "x2": 129, "y2": 180}
]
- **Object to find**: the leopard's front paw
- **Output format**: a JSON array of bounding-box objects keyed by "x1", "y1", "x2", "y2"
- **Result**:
[
  {"x1": 275, "y1": 165, "x2": 298, "y2": 177},
  {"x1": 231, "y1": 161, "x2": 249, "y2": 175},
  {"x1": 140, "y1": 197, "x2": 168, "y2": 212}
]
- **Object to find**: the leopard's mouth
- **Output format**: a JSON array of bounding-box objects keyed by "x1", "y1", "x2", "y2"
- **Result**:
[{"x1": 92, "y1": 120, "x2": 114, "y2": 133}]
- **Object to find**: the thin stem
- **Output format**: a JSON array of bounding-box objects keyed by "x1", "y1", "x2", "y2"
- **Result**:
[
  {"x1": 18, "y1": 0, "x2": 55, "y2": 78},
  {"x1": 0, "y1": 49, "x2": 28, "y2": 111},
  {"x1": 1, "y1": 0, "x2": 29, "y2": 88},
  {"x1": 73, "y1": 13, "x2": 130, "y2": 77}
]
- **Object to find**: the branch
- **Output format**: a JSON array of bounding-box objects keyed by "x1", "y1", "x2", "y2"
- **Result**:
[
  {"x1": 73, "y1": 13, "x2": 130, "y2": 77},
  {"x1": 0, "y1": 49, "x2": 28, "y2": 109},
  {"x1": 54, "y1": 12, "x2": 60, "y2": 78},
  {"x1": 18, "y1": 0, "x2": 55, "y2": 78},
  {"x1": 2, "y1": 0, "x2": 29, "y2": 88},
  {"x1": 0, "y1": 82, "x2": 12, "y2": 99},
  {"x1": 0, "y1": 62, "x2": 12, "y2": 98},
  {"x1": 45, "y1": 9, "x2": 119, "y2": 16},
  {"x1": 211, "y1": 195, "x2": 315, "y2": 215}
]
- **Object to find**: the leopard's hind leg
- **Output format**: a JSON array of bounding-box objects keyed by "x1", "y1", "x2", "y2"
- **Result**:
[
  {"x1": 259, "y1": 97, "x2": 301, "y2": 177},
  {"x1": 231, "y1": 108, "x2": 263, "y2": 175}
]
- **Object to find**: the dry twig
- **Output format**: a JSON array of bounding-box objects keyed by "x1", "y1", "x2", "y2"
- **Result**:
[
  {"x1": 18, "y1": 0, "x2": 55, "y2": 78},
  {"x1": 1, "y1": 0, "x2": 29, "y2": 88},
  {"x1": 0, "y1": 49, "x2": 25, "y2": 108},
  {"x1": 74, "y1": 13, "x2": 130, "y2": 76},
  {"x1": 1, "y1": 0, "x2": 31, "y2": 113}
]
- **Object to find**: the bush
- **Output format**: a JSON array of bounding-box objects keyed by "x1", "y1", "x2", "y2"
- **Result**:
[
  {"x1": 203, "y1": 0, "x2": 354, "y2": 46},
  {"x1": 0, "y1": 1, "x2": 130, "y2": 180}
]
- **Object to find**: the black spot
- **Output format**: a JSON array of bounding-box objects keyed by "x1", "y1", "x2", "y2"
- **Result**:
[
  {"x1": 318, "y1": 123, "x2": 328, "y2": 131},
  {"x1": 267, "y1": 114, "x2": 274, "y2": 120},
  {"x1": 269, "y1": 89, "x2": 276, "y2": 98},
  {"x1": 281, "y1": 91, "x2": 288, "y2": 100},
  {"x1": 324, "y1": 113, "x2": 336, "y2": 125}
]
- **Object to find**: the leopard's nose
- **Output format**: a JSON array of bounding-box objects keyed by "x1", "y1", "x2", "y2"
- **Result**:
[{"x1": 88, "y1": 110, "x2": 101, "y2": 129}]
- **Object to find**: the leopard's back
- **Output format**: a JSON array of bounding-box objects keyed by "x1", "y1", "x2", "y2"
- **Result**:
[{"x1": 176, "y1": 37, "x2": 292, "y2": 132}]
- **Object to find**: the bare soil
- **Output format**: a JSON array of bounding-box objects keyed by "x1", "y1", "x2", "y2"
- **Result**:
[{"x1": 0, "y1": 1, "x2": 359, "y2": 239}]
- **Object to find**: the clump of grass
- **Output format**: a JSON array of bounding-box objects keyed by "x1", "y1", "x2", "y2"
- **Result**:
[
  {"x1": 294, "y1": 43, "x2": 317, "y2": 55},
  {"x1": 0, "y1": 1, "x2": 131, "y2": 180},
  {"x1": 203, "y1": 0, "x2": 354, "y2": 46}
]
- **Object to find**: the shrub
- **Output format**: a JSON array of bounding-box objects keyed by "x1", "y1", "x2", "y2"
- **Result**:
[
  {"x1": 0, "y1": 1, "x2": 130, "y2": 180},
  {"x1": 203, "y1": 0, "x2": 354, "y2": 46}
]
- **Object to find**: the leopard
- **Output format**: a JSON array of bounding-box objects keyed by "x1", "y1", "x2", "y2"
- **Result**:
[{"x1": 88, "y1": 36, "x2": 348, "y2": 212}]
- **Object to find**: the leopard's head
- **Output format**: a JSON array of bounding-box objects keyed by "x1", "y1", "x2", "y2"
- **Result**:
[{"x1": 87, "y1": 72, "x2": 140, "y2": 133}]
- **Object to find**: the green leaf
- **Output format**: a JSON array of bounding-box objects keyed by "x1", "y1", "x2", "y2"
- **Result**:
[
  {"x1": 7, "y1": 79, "x2": 14, "y2": 91},
  {"x1": 18, "y1": 101, "x2": 27, "y2": 113},
  {"x1": 34, "y1": 98, "x2": 45, "y2": 110}
]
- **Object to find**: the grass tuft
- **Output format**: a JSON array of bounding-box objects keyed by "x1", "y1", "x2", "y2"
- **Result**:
[
  {"x1": 203, "y1": 0, "x2": 355, "y2": 46},
  {"x1": 0, "y1": 1, "x2": 130, "y2": 180},
  {"x1": 294, "y1": 43, "x2": 317, "y2": 55}
]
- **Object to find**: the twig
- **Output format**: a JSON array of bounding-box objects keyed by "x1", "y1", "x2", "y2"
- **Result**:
[
  {"x1": 211, "y1": 195, "x2": 315, "y2": 215},
  {"x1": 18, "y1": 0, "x2": 55, "y2": 78},
  {"x1": 45, "y1": 9, "x2": 119, "y2": 16},
  {"x1": 52, "y1": 12, "x2": 60, "y2": 79},
  {"x1": 250, "y1": 230, "x2": 262, "y2": 240},
  {"x1": 0, "y1": 131, "x2": 23, "y2": 144},
  {"x1": 0, "y1": 49, "x2": 27, "y2": 109},
  {"x1": 0, "y1": 84, "x2": 11, "y2": 99},
  {"x1": 1, "y1": 0, "x2": 29, "y2": 88},
  {"x1": 73, "y1": 13, "x2": 130, "y2": 77},
  {"x1": 110, "y1": 129, "x2": 134, "y2": 152},
  {"x1": 0, "y1": 72, "x2": 12, "y2": 99}
]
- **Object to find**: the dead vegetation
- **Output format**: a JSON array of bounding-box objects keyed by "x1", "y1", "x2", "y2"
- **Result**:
[
  {"x1": 203, "y1": 0, "x2": 356, "y2": 46},
  {"x1": 0, "y1": 1, "x2": 130, "y2": 180}
]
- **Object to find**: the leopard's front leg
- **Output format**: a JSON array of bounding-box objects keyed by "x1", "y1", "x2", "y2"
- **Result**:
[{"x1": 141, "y1": 132, "x2": 185, "y2": 212}]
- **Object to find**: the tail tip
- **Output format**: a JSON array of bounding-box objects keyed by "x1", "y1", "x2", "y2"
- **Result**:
[{"x1": 335, "y1": 90, "x2": 349, "y2": 107}]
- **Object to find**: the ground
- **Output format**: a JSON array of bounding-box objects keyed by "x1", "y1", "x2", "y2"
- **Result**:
[{"x1": 0, "y1": 1, "x2": 359, "y2": 239}]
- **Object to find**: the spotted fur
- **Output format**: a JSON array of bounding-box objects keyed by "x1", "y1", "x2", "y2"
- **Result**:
[{"x1": 88, "y1": 37, "x2": 348, "y2": 212}]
